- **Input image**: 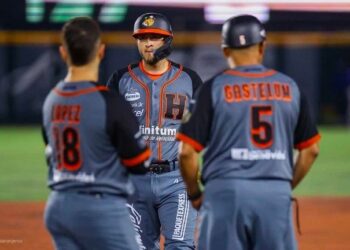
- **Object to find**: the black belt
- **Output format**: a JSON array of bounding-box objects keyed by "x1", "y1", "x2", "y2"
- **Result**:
[
  {"x1": 148, "y1": 160, "x2": 178, "y2": 174},
  {"x1": 76, "y1": 191, "x2": 123, "y2": 198},
  {"x1": 54, "y1": 190, "x2": 124, "y2": 198},
  {"x1": 77, "y1": 191, "x2": 104, "y2": 197}
]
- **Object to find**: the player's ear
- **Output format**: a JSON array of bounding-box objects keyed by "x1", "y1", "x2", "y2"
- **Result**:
[
  {"x1": 222, "y1": 47, "x2": 231, "y2": 58},
  {"x1": 59, "y1": 45, "x2": 68, "y2": 62},
  {"x1": 222, "y1": 47, "x2": 236, "y2": 68},
  {"x1": 259, "y1": 41, "x2": 265, "y2": 55},
  {"x1": 258, "y1": 41, "x2": 265, "y2": 62},
  {"x1": 98, "y1": 43, "x2": 106, "y2": 60}
]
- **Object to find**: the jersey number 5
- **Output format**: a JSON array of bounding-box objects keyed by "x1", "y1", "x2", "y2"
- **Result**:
[
  {"x1": 251, "y1": 106, "x2": 273, "y2": 148},
  {"x1": 52, "y1": 126, "x2": 81, "y2": 171}
]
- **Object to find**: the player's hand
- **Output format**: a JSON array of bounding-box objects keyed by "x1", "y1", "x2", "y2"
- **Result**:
[
  {"x1": 45, "y1": 145, "x2": 53, "y2": 166},
  {"x1": 191, "y1": 195, "x2": 203, "y2": 210}
]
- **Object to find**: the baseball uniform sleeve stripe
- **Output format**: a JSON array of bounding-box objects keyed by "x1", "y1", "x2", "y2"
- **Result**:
[
  {"x1": 294, "y1": 89, "x2": 320, "y2": 147},
  {"x1": 294, "y1": 133, "x2": 321, "y2": 150},
  {"x1": 122, "y1": 148, "x2": 151, "y2": 167},
  {"x1": 176, "y1": 132, "x2": 204, "y2": 152}
]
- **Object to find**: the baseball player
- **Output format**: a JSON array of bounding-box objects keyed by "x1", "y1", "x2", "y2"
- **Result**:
[
  {"x1": 107, "y1": 12, "x2": 202, "y2": 250},
  {"x1": 42, "y1": 17, "x2": 151, "y2": 250},
  {"x1": 177, "y1": 15, "x2": 321, "y2": 250}
]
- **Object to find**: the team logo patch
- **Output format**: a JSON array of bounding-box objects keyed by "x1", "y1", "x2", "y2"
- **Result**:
[
  {"x1": 165, "y1": 93, "x2": 187, "y2": 120},
  {"x1": 142, "y1": 15, "x2": 155, "y2": 27},
  {"x1": 125, "y1": 88, "x2": 141, "y2": 101}
]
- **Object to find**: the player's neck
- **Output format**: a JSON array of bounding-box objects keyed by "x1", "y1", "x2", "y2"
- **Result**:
[
  {"x1": 65, "y1": 61, "x2": 99, "y2": 83},
  {"x1": 228, "y1": 46, "x2": 263, "y2": 68},
  {"x1": 142, "y1": 59, "x2": 169, "y2": 75},
  {"x1": 230, "y1": 57, "x2": 262, "y2": 68}
]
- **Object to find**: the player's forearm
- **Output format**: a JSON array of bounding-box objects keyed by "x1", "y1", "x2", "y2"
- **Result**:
[
  {"x1": 179, "y1": 155, "x2": 200, "y2": 196},
  {"x1": 178, "y1": 143, "x2": 201, "y2": 197},
  {"x1": 292, "y1": 143, "x2": 320, "y2": 189}
]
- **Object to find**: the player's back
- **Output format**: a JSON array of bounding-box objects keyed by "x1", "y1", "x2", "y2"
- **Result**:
[
  {"x1": 203, "y1": 64, "x2": 301, "y2": 182},
  {"x1": 43, "y1": 80, "x2": 135, "y2": 196}
]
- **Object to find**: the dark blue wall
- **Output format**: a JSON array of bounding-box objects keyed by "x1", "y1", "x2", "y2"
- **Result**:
[{"x1": 1, "y1": 44, "x2": 347, "y2": 124}]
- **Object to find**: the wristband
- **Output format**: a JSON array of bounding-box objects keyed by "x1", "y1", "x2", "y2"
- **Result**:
[{"x1": 188, "y1": 190, "x2": 202, "y2": 201}]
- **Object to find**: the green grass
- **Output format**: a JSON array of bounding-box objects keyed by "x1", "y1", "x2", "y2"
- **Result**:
[
  {"x1": 0, "y1": 126, "x2": 349, "y2": 201},
  {"x1": 0, "y1": 126, "x2": 49, "y2": 201},
  {"x1": 294, "y1": 127, "x2": 350, "y2": 196}
]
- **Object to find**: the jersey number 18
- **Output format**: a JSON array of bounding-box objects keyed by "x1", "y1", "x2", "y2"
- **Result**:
[{"x1": 52, "y1": 126, "x2": 81, "y2": 171}]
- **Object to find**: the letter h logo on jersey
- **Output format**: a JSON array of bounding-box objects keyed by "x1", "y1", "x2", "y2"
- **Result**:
[{"x1": 165, "y1": 93, "x2": 187, "y2": 120}]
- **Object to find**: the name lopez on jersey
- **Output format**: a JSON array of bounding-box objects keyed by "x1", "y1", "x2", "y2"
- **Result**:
[{"x1": 51, "y1": 104, "x2": 81, "y2": 123}]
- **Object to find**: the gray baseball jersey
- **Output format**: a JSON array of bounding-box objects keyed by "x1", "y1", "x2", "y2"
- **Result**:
[
  {"x1": 107, "y1": 61, "x2": 202, "y2": 161},
  {"x1": 107, "y1": 61, "x2": 202, "y2": 249},
  {"x1": 178, "y1": 64, "x2": 321, "y2": 183},
  {"x1": 178, "y1": 64, "x2": 320, "y2": 250},
  {"x1": 42, "y1": 80, "x2": 151, "y2": 196}
]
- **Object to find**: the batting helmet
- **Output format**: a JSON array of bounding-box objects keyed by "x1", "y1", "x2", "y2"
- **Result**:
[
  {"x1": 133, "y1": 13, "x2": 173, "y2": 37},
  {"x1": 221, "y1": 15, "x2": 266, "y2": 49},
  {"x1": 133, "y1": 13, "x2": 173, "y2": 63}
]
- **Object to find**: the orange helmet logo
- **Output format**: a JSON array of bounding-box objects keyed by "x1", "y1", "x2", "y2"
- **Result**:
[{"x1": 142, "y1": 16, "x2": 155, "y2": 27}]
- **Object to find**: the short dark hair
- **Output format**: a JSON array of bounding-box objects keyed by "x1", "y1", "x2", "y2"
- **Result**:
[{"x1": 61, "y1": 17, "x2": 101, "y2": 66}]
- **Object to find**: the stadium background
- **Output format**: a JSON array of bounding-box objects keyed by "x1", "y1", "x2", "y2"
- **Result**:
[{"x1": 0, "y1": 1, "x2": 349, "y2": 249}]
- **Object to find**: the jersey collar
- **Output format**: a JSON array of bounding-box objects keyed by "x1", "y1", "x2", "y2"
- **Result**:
[{"x1": 232, "y1": 64, "x2": 266, "y2": 72}]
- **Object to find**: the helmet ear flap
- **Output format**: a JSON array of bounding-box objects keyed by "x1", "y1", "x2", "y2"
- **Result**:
[
  {"x1": 151, "y1": 36, "x2": 173, "y2": 64},
  {"x1": 133, "y1": 13, "x2": 173, "y2": 64}
]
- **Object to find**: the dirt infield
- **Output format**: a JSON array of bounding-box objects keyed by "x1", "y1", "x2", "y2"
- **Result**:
[{"x1": 0, "y1": 197, "x2": 349, "y2": 250}]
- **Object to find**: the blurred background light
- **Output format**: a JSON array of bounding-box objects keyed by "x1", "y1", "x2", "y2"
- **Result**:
[{"x1": 204, "y1": 4, "x2": 270, "y2": 24}]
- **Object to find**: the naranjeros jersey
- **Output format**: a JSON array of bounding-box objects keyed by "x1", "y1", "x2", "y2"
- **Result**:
[
  {"x1": 177, "y1": 65, "x2": 321, "y2": 182},
  {"x1": 42, "y1": 81, "x2": 150, "y2": 196},
  {"x1": 107, "y1": 61, "x2": 202, "y2": 161}
]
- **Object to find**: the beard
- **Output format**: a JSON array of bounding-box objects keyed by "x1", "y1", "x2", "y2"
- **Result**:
[
  {"x1": 139, "y1": 47, "x2": 159, "y2": 65},
  {"x1": 141, "y1": 53, "x2": 158, "y2": 66}
]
